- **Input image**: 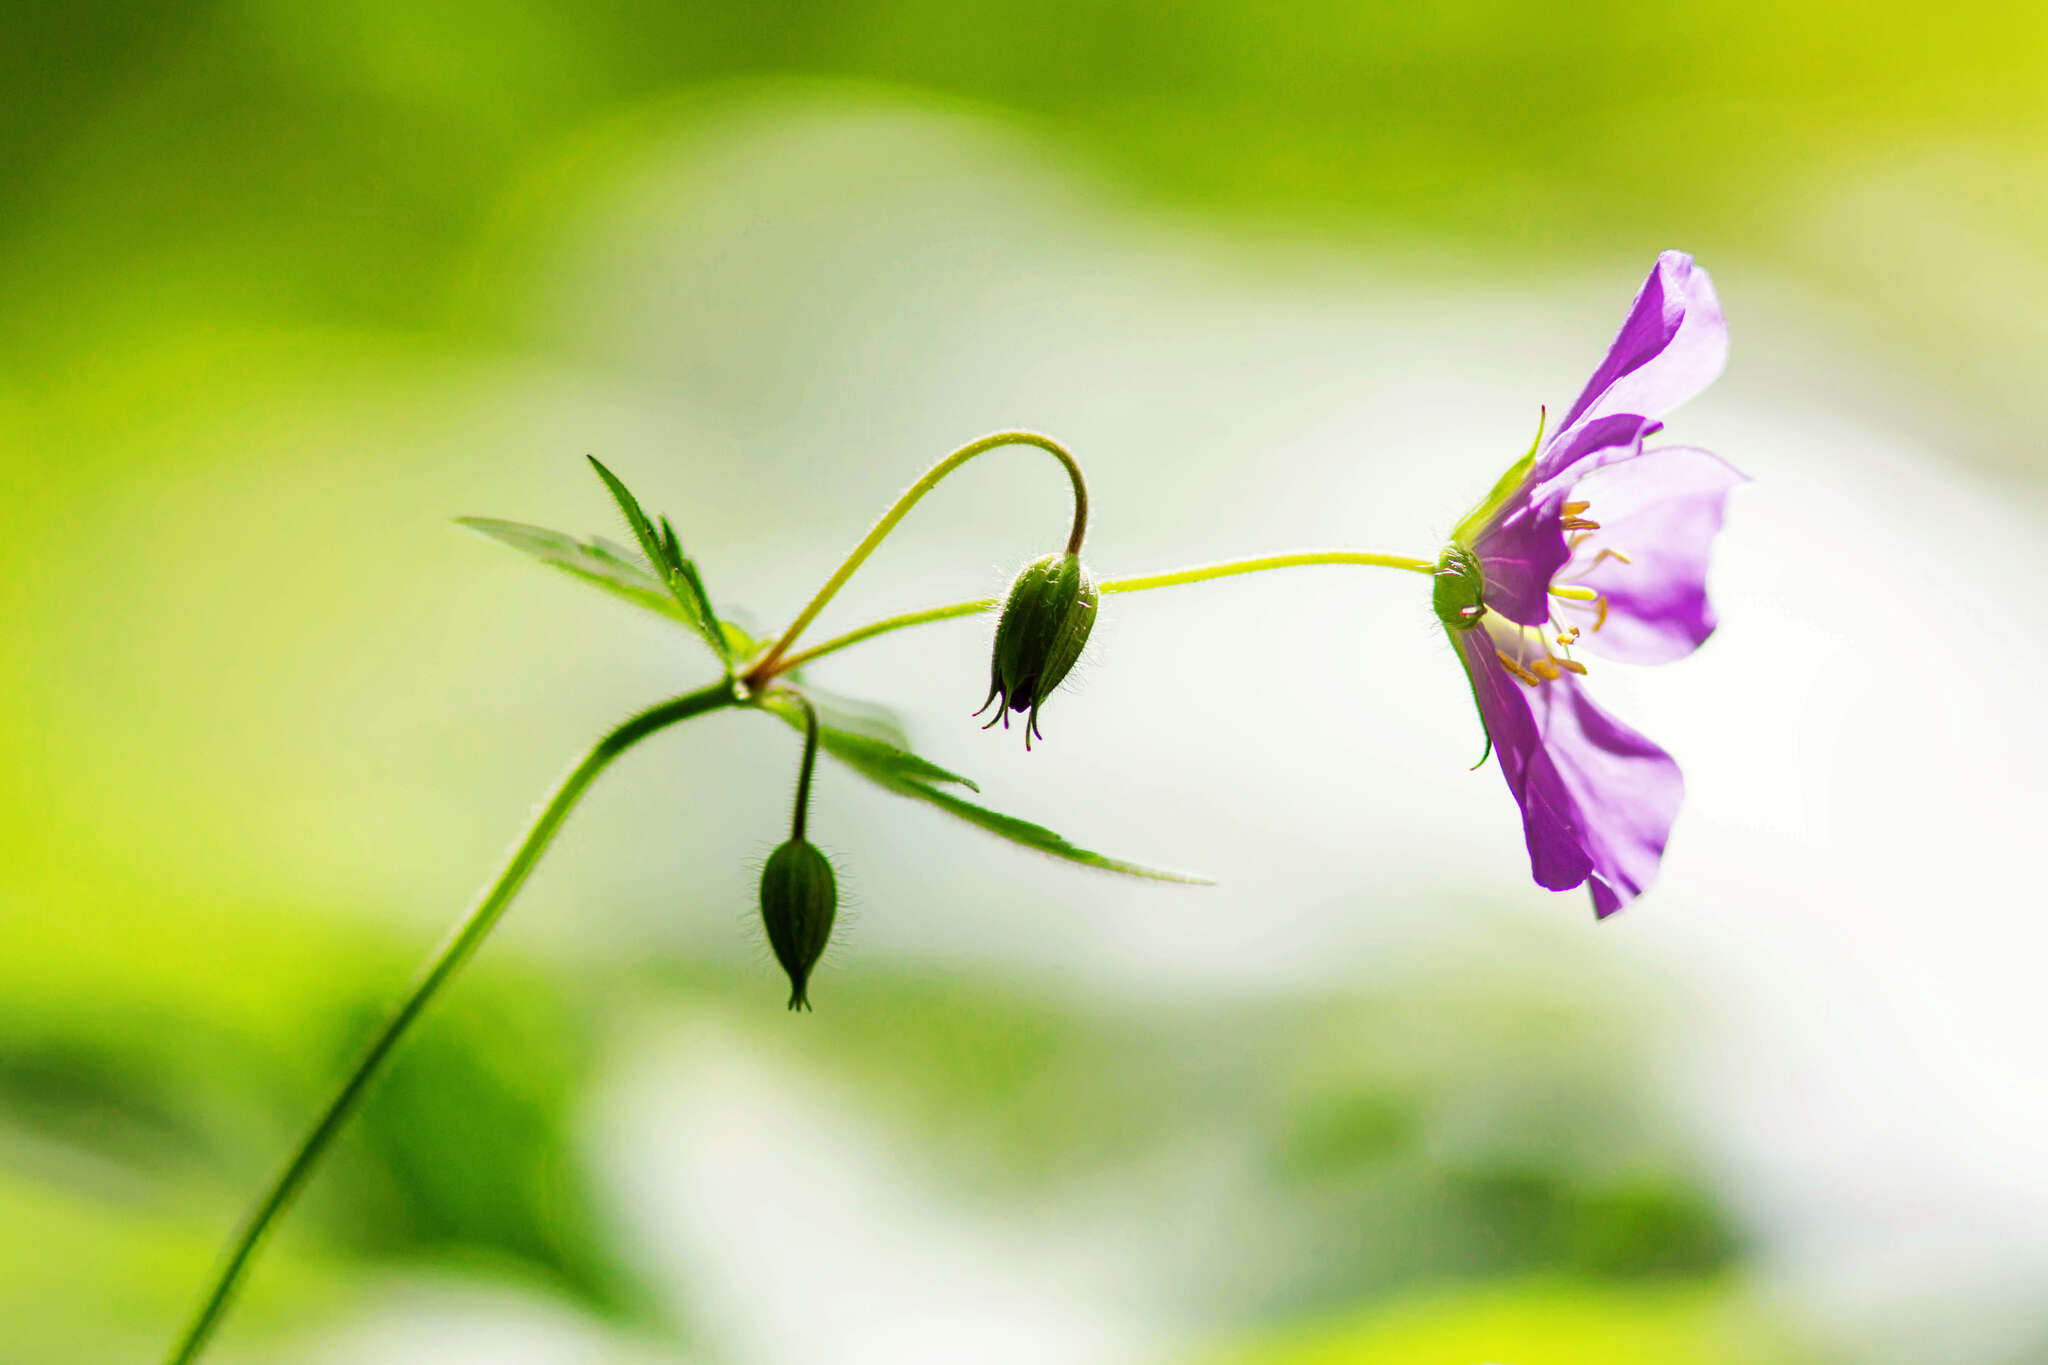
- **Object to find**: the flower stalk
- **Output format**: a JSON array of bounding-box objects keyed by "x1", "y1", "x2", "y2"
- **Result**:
[
  {"x1": 744, "y1": 430, "x2": 1089, "y2": 687},
  {"x1": 163, "y1": 679, "x2": 741, "y2": 1365},
  {"x1": 759, "y1": 689, "x2": 838, "y2": 1009},
  {"x1": 767, "y1": 549, "x2": 1435, "y2": 676}
]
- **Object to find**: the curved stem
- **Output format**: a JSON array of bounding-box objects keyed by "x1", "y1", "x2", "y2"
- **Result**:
[
  {"x1": 762, "y1": 550, "x2": 1433, "y2": 677},
  {"x1": 744, "y1": 431, "x2": 1088, "y2": 685},
  {"x1": 164, "y1": 680, "x2": 740, "y2": 1365},
  {"x1": 783, "y1": 690, "x2": 822, "y2": 842}
]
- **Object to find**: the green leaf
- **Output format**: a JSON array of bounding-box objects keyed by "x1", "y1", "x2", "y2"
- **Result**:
[
  {"x1": 763, "y1": 691, "x2": 977, "y2": 790},
  {"x1": 718, "y1": 617, "x2": 759, "y2": 659},
  {"x1": 460, "y1": 471, "x2": 749, "y2": 668},
  {"x1": 760, "y1": 696, "x2": 1209, "y2": 884},
  {"x1": 662, "y1": 514, "x2": 732, "y2": 667},
  {"x1": 780, "y1": 684, "x2": 914, "y2": 751},
  {"x1": 585, "y1": 455, "x2": 669, "y2": 578},
  {"x1": 585, "y1": 458, "x2": 737, "y2": 667},
  {"x1": 455, "y1": 517, "x2": 704, "y2": 629}
]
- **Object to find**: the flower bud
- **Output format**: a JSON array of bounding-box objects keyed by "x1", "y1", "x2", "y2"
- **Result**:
[
  {"x1": 978, "y1": 551, "x2": 1098, "y2": 747},
  {"x1": 759, "y1": 838, "x2": 837, "y2": 1011}
]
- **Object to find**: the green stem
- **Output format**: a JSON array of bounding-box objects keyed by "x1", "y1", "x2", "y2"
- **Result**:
[
  {"x1": 1099, "y1": 550, "x2": 1434, "y2": 594},
  {"x1": 744, "y1": 431, "x2": 1088, "y2": 685},
  {"x1": 771, "y1": 598, "x2": 1000, "y2": 676},
  {"x1": 783, "y1": 689, "x2": 822, "y2": 842},
  {"x1": 164, "y1": 679, "x2": 740, "y2": 1365},
  {"x1": 764, "y1": 550, "x2": 1433, "y2": 676}
]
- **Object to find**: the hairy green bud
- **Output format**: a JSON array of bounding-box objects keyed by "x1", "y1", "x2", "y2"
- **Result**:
[
  {"x1": 759, "y1": 838, "x2": 837, "y2": 1011},
  {"x1": 978, "y1": 551, "x2": 1099, "y2": 748},
  {"x1": 1432, "y1": 543, "x2": 1486, "y2": 633}
]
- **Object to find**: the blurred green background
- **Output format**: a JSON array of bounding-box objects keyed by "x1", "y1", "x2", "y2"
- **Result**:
[{"x1": 5, "y1": 3, "x2": 2047, "y2": 1362}]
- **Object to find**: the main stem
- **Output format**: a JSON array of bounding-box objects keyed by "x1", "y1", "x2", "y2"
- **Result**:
[
  {"x1": 744, "y1": 431, "x2": 1088, "y2": 685},
  {"x1": 164, "y1": 680, "x2": 739, "y2": 1365},
  {"x1": 764, "y1": 550, "x2": 1435, "y2": 677}
]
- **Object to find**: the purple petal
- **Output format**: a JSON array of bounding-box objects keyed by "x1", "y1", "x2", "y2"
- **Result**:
[
  {"x1": 1471, "y1": 496, "x2": 1569, "y2": 627},
  {"x1": 1531, "y1": 411, "x2": 1661, "y2": 492},
  {"x1": 1560, "y1": 445, "x2": 1749, "y2": 665},
  {"x1": 1453, "y1": 627, "x2": 1685, "y2": 917},
  {"x1": 1526, "y1": 676, "x2": 1684, "y2": 917},
  {"x1": 1555, "y1": 251, "x2": 1727, "y2": 435},
  {"x1": 1478, "y1": 412, "x2": 1657, "y2": 626},
  {"x1": 1453, "y1": 628, "x2": 1592, "y2": 893}
]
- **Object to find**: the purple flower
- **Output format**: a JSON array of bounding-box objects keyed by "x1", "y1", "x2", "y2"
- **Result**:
[{"x1": 1433, "y1": 251, "x2": 1745, "y2": 917}]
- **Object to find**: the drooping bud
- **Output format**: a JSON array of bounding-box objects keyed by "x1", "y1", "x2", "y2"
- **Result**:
[
  {"x1": 1432, "y1": 543, "x2": 1486, "y2": 633},
  {"x1": 759, "y1": 838, "x2": 837, "y2": 1011},
  {"x1": 978, "y1": 551, "x2": 1099, "y2": 747}
]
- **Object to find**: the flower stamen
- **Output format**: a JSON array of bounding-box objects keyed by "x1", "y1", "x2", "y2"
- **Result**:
[
  {"x1": 1561, "y1": 515, "x2": 1602, "y2": 532},
  {"x1": 1495, "y1": 648, "x2": 1543, "y2": 687}
]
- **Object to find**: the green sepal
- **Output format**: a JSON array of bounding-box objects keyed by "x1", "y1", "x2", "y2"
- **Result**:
[
  {"x1": 759, "y1": 695, "x2": 1207, "y2": 884},
  {"x1": 1450, "y1": 406, "x2": 1546, "y2": 547},
  {"x1": 1452, "y1": 633, "x2": 1496, "y2": 771}
]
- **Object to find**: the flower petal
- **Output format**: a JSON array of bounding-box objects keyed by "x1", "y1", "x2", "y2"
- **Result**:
[
  {"x1": 1527, "y1": 675, "x2": 1685, "y2": 917},
  {"x1": 1479, "y1": 412, "x2": 1656, "y2": 626},
  {"x1": 1531, "y1": 411, "x2": 1660, "y2": 493},
  {"x1": 1555, "y1": 251, "x2": 1727, "y2": 435},
  {"x1": 1471, "y1": 496, "x2": 1569, "y2": 627},
  {"x1": 1453, "y1": 628, "x2": 1685, "y2": 917},
  {"x1": 1453, "y1": 627, "x2": 1593, "y2": 893},
  {"x1": 1556, "y1": 445, "x2": 1747, "y2": 665}
]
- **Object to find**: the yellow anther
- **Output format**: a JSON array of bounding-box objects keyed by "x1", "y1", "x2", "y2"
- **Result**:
[
  {"x1": 1587, "y1": 547, "x2": 1632, "y2": 569},
  {"x1": 1530, "y1": 657, "x2": 1562, "y2": 681},
  {"x1": 1561, "y1": 516, "x2": 1602, "y2": 532},
  {"x1": 1593, "y1": 597, "x2": 1609, "y2": 632},
  {"x1": 1562, "y1": 500, "x2": 1591, "y2": 516},
  {"x1": 1549, "y1": 583, "x2": 1598, "y2": 601},
  {"x1": 1495, "y1": 649, "x2": 1542, "y2": 687},
  {"x1": 1555, "y1": 658, "x2": 1588, "y2": 675}
]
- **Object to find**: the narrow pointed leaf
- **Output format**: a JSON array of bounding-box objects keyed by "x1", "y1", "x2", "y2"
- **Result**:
[
  {"x1": 664, "y1": 514, "x2": 731, "y2": 667},
  {"x1": 456, "y1": 515, "x2": 752, "y2": 676},
  {"x1": 581, "y1": 458, "x2": 735, "y2": 671},
  {"x1": 763, "y1": 691, "x2": 976, "y2": 790},
  {"x1": 780, "y1": 684, "x2": 916, "y2": 751},
  {"x1": 586, "y1": 455, "x2": 670, "y2": 576},
  {"x1": 760, "y1": 697, "x2": 1208, "y2": 884},
  {"x1": 892, "y1": 781, "x2": 1212, "y2": 884},
  {"x1": 456, "y1": 518, "x2": 702, "y2": 628}
]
